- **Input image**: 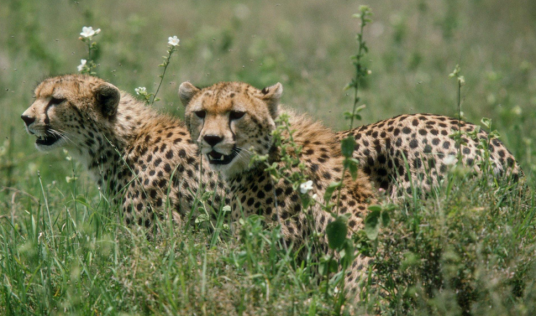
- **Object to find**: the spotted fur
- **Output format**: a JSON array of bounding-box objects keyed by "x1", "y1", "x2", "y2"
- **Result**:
[
  {"x1": 179, "y1": 81, "x2": 376, "y2": 298},
  {"x1": 336, "y1": 114, "x2": 522, "y2": 197},
  {"x1": 22, "y1": 75, "x2": 227, "y2": 230}
]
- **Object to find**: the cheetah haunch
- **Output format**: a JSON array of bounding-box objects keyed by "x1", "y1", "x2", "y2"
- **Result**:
[
  {"x1": 337, "y1": 113, "x2": 522, "y2": 198},
  {"x1": 22, "y1": 74, "x2": 226, "y2": 229},
  {"x1": 179, "y1": 81, "x2": 375, "y2": 298}
]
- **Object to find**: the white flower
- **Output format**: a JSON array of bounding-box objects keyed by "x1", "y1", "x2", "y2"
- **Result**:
[
  {"x1": 168, "y1": 36, "x2": 180, "y2": 46},
  {"x1": 444, "y1": 155, "x2": 457, "y2": 166},
  {"x1": 80, "y1": 26, "x2": 98, "y2": 38},
  {"x1": 334, "y1": 286, "x2": 340, "y2": 295},
  {"x1": 135, "y1": 87, "x2": 147, "y2": 95},
  {"x1": 63, "y1": 149, "x2": 72, "y2": 161},
  {"x1": 299, "y1": 180, "x2": 313, "y2": 194},
  {"x1": 77, "y1": 59, "x2": 87, "y2": 72},
  {"x1": 312, "y1": 194, "x2": 318, "y2": 200}
]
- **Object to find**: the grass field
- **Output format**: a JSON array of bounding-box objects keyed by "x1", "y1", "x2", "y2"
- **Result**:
[{"x1": 1, "y1": 0, "x2": 536, "y2": 315}]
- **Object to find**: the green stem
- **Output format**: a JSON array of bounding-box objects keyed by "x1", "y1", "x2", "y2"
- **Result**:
[
  {"x1": 37, "y1": 171, "x2": 55, "y2": 248},
  {"x1": 348, "y1": 20, "x2": 367, "y2": 131},
  {"x1": 334, "y1": 13, "x2": 369, "y2": 217},
  {"x1": 456, "y1": 79, "x2": 462, "y2": 159},
  {"x1": 151, "y1": 46, "x2": 175, "y2": 105},
  {"x1": 87, "y1": 40, "x2": 91, "y2": 62}
]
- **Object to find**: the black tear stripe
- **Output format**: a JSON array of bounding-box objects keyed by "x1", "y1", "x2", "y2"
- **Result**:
[
  {"x1": 229, "y1": 119, "x2": 237, "y2": 141},
  {"x1": 200, "y1": 118, "x2": 205, "y2": 133},
  {"x1": 228, "y1": 104, "x2": 237, "y2": 142},
  {"x1": 43, "y1": 98, "x2": 56, "y2": 125}
]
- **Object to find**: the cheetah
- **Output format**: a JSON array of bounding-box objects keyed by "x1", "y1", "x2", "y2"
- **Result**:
[
  {"x1": 178, "y1": 81, "x2": 376, "y2": 299},
  {"x1": 336, "y1": 113, "x2": 522, "y2": 198},
  {"x1": 21, "y1": 74, "x2": 227, "y2": 230}
]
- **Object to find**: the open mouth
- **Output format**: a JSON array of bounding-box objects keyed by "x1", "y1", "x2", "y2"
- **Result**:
[
  {"x1": 207, "y1": 149, "x2": 238, "y2": 165},
  {"x1": 35, "y1": 131, "x2": 61, "y2": 146}
]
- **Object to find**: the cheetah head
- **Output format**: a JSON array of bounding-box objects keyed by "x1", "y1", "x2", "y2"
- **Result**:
[
  {"x1": 21, "y1": 74, "x2": 120, "y2": 152},
  {"x1": 179, "y1": 81, "x2": 283, "y2": 178}
]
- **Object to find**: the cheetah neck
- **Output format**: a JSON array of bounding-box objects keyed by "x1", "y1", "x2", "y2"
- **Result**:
[{"x1": 71, "y1": 93, "x2": 163, "y2": 191}]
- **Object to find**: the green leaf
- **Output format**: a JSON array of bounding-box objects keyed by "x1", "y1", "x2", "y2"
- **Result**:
[
  {"x1": 364, "y1": 209, "x2": 381, "y2": 240},
  {"x1": 355, "y1": 104, "x2": 367, "y2": 112},
  {"x1": 195, "y1": 213, "x2": 209, "y2": 224},
  {"x1": 346, "y1": 160, "x2": 358, "y2": 180},
  {"x1": 324, "y1": 181, "x2": 341, "y2": 202},
  {"x1": 340, "y1": 239, "x2": 355, "y2": 268},
  {"x1": 481, "y1": 117, "x2": 492, "y2": 129},
  {"x1": 367, "y1": 205, "x2": 382, "y2": 212},
  {"x1": 381, "y1": 210, "x2": 390, "y2": 227},
  {"x1": 319, "y1": 255, "x2": 339, "y2": 275},
  {"x1": 300, "y1": 194, "x2": 312, "y2": 209},
  {"x1": 359, "y1": 5, "x2": 371, "y2": 13},
  {"x1": 201, "y1": 190, "x2": 213, "y2": 201},
  {"x1": 74, "y1": 195, "x2": 91, "y2": 208},
  {"x1": 341, "y1": 136, "x2": 356, "y2": 158},
  {"x1": 326, "y1": 216, "x2": 348, "y2": 250}
]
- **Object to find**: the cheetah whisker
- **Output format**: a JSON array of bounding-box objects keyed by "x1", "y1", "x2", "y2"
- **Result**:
[
  {"x1": 233, "y1": 147, "x2": 253, "y2": 163},
  {"x1": 48, "y1": 128, "x2": 74, "y2": 145}
]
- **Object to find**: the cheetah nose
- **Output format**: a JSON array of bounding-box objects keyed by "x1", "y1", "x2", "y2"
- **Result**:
[
  {"x1": 204, "y1": 135, "x2": 223, "y2": 147},
  {"x1": 21, "y1": 114, "x2": 36, "y2": 126}
]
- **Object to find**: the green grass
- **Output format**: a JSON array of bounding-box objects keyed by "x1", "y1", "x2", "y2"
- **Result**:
[{"x1": 1, "y1": 0, "x2": 536, "y2": 315}]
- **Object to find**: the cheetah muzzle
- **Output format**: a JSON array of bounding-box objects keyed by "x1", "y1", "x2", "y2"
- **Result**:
[
  {"x1": 207, "y1": 147, "x2": 240, "y2": 165},
  {"x1": 35, "y1": 128, "x2": 62, "y2": 147}
]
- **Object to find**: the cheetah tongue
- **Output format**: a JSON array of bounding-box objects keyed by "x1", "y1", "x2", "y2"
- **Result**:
[{"x1": 207, "y1": 150, "x2": 237, "y2": 165}]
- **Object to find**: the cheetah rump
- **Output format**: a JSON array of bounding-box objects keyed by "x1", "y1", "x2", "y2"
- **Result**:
[{"x1": 336, "y1": 113, "x2": 522, "y2": 198}]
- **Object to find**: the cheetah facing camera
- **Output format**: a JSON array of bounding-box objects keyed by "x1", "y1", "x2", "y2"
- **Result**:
[
  {"x1": 22, "y1": 74, "x2": 226, "y2": 230},
  {"x1": 337, "y1": 113, "x2": 522, "y2": 198},
  {"x1": 179, "y1": 81, "x2": 376, "y2": 299}
]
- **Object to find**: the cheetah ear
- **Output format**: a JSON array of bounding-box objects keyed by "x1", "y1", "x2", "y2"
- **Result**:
[
  {"x1": 178, "y1": 82, "x2": 200, "y2": 107},
  {"x1": 94, "y1": 83, "x2": 120, "y2": 118},
  {"x1": 260, "y1": 82, "x2": 283, "y2": 118}
]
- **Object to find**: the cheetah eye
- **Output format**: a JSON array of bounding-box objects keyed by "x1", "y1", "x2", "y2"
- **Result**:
[
  {"x1": 229, "y1": 111, "x2": 245, "y2": 120},
  {"x1": 49, "y1": 97, "x2": 66, "y2": 105},
  {"x1": 194, "y1": 110, "x2": 206, "y2": 119}
]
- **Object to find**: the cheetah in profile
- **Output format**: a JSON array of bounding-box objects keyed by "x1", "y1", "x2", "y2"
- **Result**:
[
  {"x1": 336, "y1": 114, "x2": 522, "y2": 197},
  {"x1": 22, "y1": 74, "x2": 226, "y2": 229},
  {"x1": 178, "y1": 81, "x2": 376, "y2": 298}
]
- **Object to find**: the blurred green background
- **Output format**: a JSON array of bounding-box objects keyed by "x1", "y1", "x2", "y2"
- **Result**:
[{"x1": 1, "y1": 0, "x2": 535, "y2": 190}]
